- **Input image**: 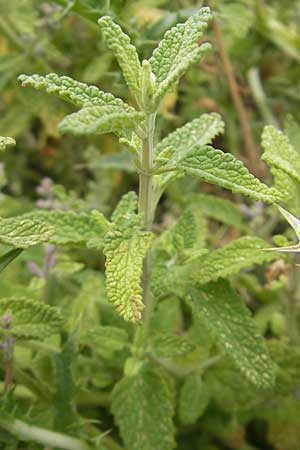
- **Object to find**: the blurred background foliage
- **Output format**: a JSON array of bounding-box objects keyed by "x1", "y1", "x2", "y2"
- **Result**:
[{"x1": 0, "y1": 1, "x2": 300, "y2": 449}]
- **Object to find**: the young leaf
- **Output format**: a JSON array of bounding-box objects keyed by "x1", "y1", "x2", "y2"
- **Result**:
[
  {"x1": 187, "y1": 280, "x2": 276, "y2": 388},
  {"x1": 0, "y1": 136, "x2": 16, "y2": 152},
  {"x1": 18, "y1": 73, "x2": 133, "y2": 111},
  {"x1": 23, "y1": 210, "x2": 110, "y2": 248},
  {"x1": 111, "y1": 364, "x2": 175, "y2": 450},
  {"x1": 177, "y1": 145, "x2": 281, "y2": 203},
  {"x1": 104, "y1": 227, "x2": 153, "y2": 322},
  {"x1": 59, "y1": 106, "x2": 144, "y2": 137},
  {"x1": 179, "y1": 374, "x2": 210, "y2": 425},
  {"x1": 0, "y1": 298, "x2": 63, "y2": 340},
  {"x1": 262, "y1": 125, "x2": 300, "y2": 183},
  {"x1": 192, "y1": 236, "x2": 279, "y2": 285},
  {"x1": 149, "y1": 7, "x2": 212, "y2": 105},
  {"x1": 111, "y1": 191, "x2": 138, "y2": 225},
  {"x1": 0, "y1": 249, "x2": 23, "y2": 273},
  {"x1": 0, "y1": 217, "x2": 54, "y2": 248},
  {"x1": 151, "y1": 333, "x2": 195, "y2": 358},
  {"x1": 98, "y1": 16, "x2": 142, "y2": 101}
]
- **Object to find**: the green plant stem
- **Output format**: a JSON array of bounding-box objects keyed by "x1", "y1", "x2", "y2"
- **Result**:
[
  {"x1": 0, "y1": 419, "x2": 91, "y2": 450},
  {"x1": 139, "y1": 113, "x2": 156, "y2": 335}
]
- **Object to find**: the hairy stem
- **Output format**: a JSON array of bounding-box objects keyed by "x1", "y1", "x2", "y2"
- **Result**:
[
  {"x1": 0, "y1": 419, "x2": 91, "y2": 450},
  {"x1": 139, "y1": 113, "x2": 156, "y2": 333}
]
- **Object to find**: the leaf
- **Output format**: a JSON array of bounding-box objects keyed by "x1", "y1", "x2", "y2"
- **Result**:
[
  {"x1": 177, "y1": 145, "x2": 280, "y2": 203},
  {"x1": 111, "y1": 364, "x2": 175, "y2": 450},
  {"x1": 155, "y1": 114, "x2": 225, "y2": 191},
  {"x1": 18, "y1": 73, "x2": 133, "y2": 111},
  {"x1": 23, "y1": 210, "x2": 110, "y2": 248},
  {"x1": 0, "y1": 249, "x2": 23, "y2": 273},
  {"x1": 172, "y1": 208, "x2": 197, "y2": 250},
  {"x1": 192, "y1": 236, "x2": 279, "y2": 285},
  {"x1": 270, "y1": 167, "x2": 300, "y2": 212},
  {"x1": 53, "y1": 329, "x2": 79, "y2": 433},
  {"x1": 262, "y1": 125, "x2": 300, "y2": 183},
  {"x1": 0, "y1": 217, "x2": 54, "y2": 248},
  {"x1": 85, "y1": 326, "x2": 129, "y2": 353},
  {"x1": 179, "y1": 374, "x2": 210, "y2": 425},
  {"x1": 104, "y1": 227, "x2": 153, "y2": 322},
  {"x1": 0, "y1": 136, "x2": 15, "y2": 152},
  {"x1": 98, "y1": 16, "x2": 142, "y2": 101},
  {"x1": 59, "y1": 106, "x2": 144, "y2": 137},
  {"x1": 187, "y1": 280, "x2": 276, "y2": 388},
  {"x1": 155, "y1": 113, "x2": 224, "y2": 157},
  {"x1": 0, "y1": 297, "x2": 63, "y2": 340},
  {"x1": 149, "y1": 7, "x2": 212, "y2": 105},
  {"x1": 111, "y1": 191, "x2": 138, "y2": 225},
  {"x1": 151, "y1": 332, "x2": 195, "y2": 358},
  {"x1": 188, "y1": 193, "x2": 246, "y2": 229}
]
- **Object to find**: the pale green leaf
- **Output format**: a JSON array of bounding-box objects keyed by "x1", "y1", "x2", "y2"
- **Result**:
[
  {"x1": 193, "y1": 236, "x2": 278, "y2": 284},
  {"x1": 0, "y1": 297, "x2": 63, "y2": 340},
  {"x1": 0, "y1": 136, "x2": 15, "y2": 152},
  {"x1": 18, "y1": 73, "x2": 133, "y2": 111},
  {"x1": 179, "y1": 374, "x2": 210, "y2": 425},
  {"x1": 98, "y1": 16, "x2": 142, "y2": 101},
  {"x1": 111, "y1": 191, "x2": 138, "y2": 225},
  {"x1": 262, "y1": 125, "x2": 300, "y2": 183},
  {"x1": 187, "y1": 280, "x2": 276, "y2": 388},
  {"x1": 23, "y1": 210, "x2": 110, "y2": 248},
  {"x1": 111, "y1": 364, "x2": 175, "y2": 450},
  {"x1": 0, "y1": 217, "x2": 54, "y2": 248},
  {"x1": 149, "y1": 7, "x2": 212, "y2": 105},
  {"x1": 172, "y1": 208, "x2": 197, "y2": 250},
  {"x1": 59, "y1": 106, "x2": 144, "y2": 137},
  {"x1": 151, "y1": 332, "x2": 195, "y2": 358},
  {"x1": 188, "y1": 193, "x2": 246, "y2": 229},
  {"x1": 104, "y1": 227, "x2": 153, "y2": 322},
  {"x1": 178, "y1": 145, "x2": 280, "y2": 203}
]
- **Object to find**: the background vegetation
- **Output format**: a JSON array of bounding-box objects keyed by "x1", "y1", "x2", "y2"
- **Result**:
[{"x1": 0, "y1": 1, "x2": 300, "y2": 449}]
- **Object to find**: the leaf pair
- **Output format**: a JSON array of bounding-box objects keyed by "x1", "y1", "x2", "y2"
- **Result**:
[
  {"x1": 98, "y1": 8, "x2": 212, "y2": 109},
  {"x1": 154, "y1": 112, "x2": 280, "y2": 204},
  {"x1": 19, "y1": 73, "x2": 143, "y2": 139}
]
